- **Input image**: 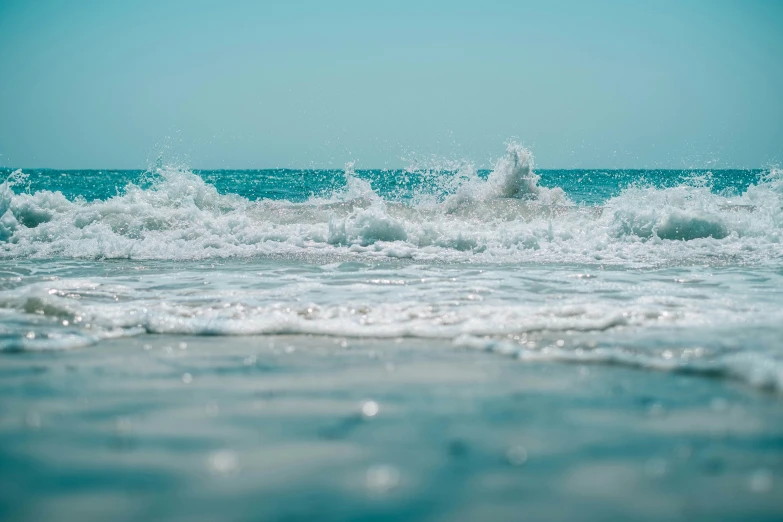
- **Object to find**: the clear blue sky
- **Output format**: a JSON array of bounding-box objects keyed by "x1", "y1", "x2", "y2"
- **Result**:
[{"x1": 0, "y1": 0, "x2": 780, "y2": 169}]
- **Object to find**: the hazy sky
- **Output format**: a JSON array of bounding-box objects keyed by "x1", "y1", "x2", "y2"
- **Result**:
[{"x1": 0, "y1": 0, "x2": 781, "y2": 169}]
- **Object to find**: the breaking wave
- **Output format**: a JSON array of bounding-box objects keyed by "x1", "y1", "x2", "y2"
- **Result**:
[{"x1": 0, "y1": 143, "x2": 781, "y2": 266}]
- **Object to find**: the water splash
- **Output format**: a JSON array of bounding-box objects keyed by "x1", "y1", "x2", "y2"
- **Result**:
[{"x1": 0, "y1": 143, "x2": 780, "y2": 265}]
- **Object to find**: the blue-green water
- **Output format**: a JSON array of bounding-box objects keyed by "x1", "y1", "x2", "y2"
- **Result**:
[
  {"x1": 1, "y1": 146, "x2": 782, "y2": 520},
  {"x1": 0, "y1": 167, "x2": 764, "y2": 205}
]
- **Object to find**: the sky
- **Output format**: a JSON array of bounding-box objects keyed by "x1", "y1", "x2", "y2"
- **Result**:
[{"x1": 0, "y1": 0, "x2": 781, "y2": 169}]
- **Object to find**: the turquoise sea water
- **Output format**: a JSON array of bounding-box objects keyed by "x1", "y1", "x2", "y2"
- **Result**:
[
  {"x1": 1, "y1": 145, "x2": 782, "y2": 520},
  {"x1": 0, "y1": 167, "x2": 763, "y2": 205}
]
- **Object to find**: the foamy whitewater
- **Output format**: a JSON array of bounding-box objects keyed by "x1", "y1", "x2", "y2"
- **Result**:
[{"x1": 1, "y1": 143, "x2": 782, "y2": 391}]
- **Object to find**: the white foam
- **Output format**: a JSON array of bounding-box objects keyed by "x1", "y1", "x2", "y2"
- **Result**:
[
  {"x1": 4, "y1": 271, "x2": 783, "y2": 393},
  {"x1": 0, "y1": 146, "x2": 780, "y2": 266},
  {"x1": 454, "y1": 334, "x2": 783, "y2": 393}
]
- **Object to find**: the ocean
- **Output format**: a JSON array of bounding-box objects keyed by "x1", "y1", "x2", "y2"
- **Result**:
[{"x1": 1, "y1": 144, "x2": 782, "y2": 520}]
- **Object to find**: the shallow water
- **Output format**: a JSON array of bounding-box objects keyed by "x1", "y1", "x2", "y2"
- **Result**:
[
  {"x1": 1, "y1": 336, "x2": 782, "y2": 521},
  {"x1": 1, "y1": 259, "x2": 782, "y2": 393},
  {"x1": 0, "y1": 144, "x2": 782, "y2": 519}
]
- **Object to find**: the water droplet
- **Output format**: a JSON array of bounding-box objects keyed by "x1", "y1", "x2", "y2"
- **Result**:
[
  {"x1": 178, "y1": 342, "x2": 188, "y2": 350},
  {"x1": 366, "y1": 464, "x2": 400, "y2": 493},
  {"x1": 182, "y1": 373, "x2": 193, "y2": 384},
  {"x1": 208, "y1": 450, "x2": 240, "y2": 476},
  {"x1": 506, "y1": 445, "x2": 528, "y2": 466},
  {"x1": 749, "y1": 469, "x2": 773, "y2": 493},
  {"x1": 362, "y1": 401, "x2": 379, "y2": 418}
]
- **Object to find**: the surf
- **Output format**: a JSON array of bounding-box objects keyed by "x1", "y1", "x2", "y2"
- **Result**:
[{"x1": 0, "y1": 144, "x2": 780, "y2": 266}]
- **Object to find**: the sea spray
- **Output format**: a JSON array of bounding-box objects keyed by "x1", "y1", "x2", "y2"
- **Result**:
[{"x1": 0, "y1": 144, "x2": 779, "y2": 265}]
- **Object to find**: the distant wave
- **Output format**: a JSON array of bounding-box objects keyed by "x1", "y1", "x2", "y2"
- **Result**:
[{"x1": 1, "y1": 143, "x2": 781, "y2": 266}]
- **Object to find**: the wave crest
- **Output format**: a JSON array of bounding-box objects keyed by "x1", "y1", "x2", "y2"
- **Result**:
[{"x1": 0, "y1": 145, "x2": 781, "y2": 265}]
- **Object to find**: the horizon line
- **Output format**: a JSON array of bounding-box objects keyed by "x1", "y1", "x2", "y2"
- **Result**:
[{"x1": 0, "y1": 166, "x2": 768, "y2": 172}]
